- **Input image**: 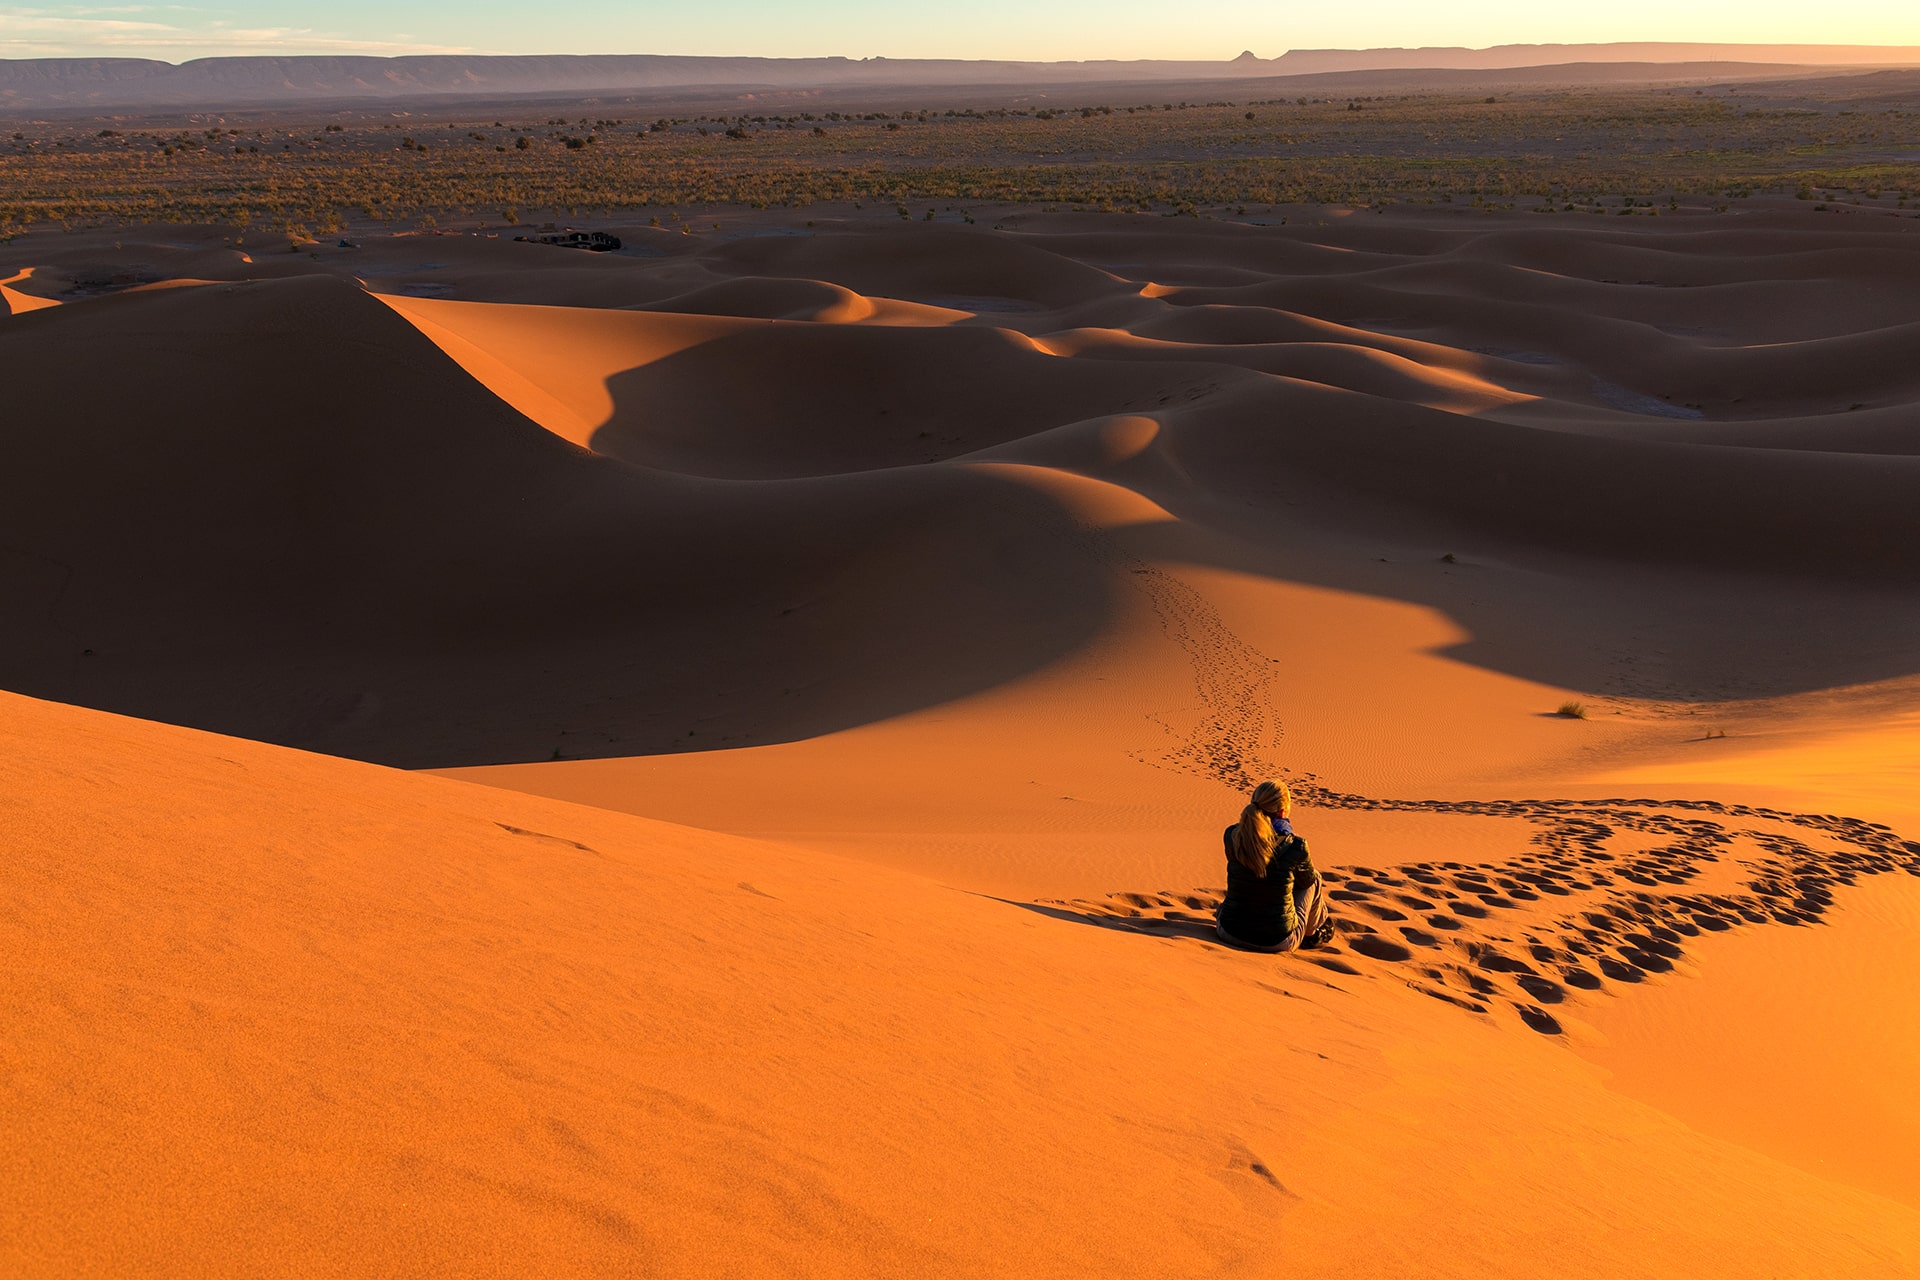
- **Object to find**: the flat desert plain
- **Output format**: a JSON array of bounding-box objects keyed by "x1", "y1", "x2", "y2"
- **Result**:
[{"x1": 5, "y1": 205, "x2": 1920, "y2": 1276}]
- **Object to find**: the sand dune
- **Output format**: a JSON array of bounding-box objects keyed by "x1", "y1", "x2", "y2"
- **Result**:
[
  {"x1": 9, "y1": 207, "x2": 1920, "y2": 768},
  {"x1": 0, "y1": 272, "x2": 1123, "y2": 765},
  {"x1": 5, "y1": 204, "x2": 1920, "y2": 1273},
  {"x1": 7, "y1": 689, "x2": 1920, "y2": 1277},
  {"x1": 376, "y1": 219, "x2": 1920, "y2": 579},
  {"x1": 8, "y1": 204, "x2": 1919, "y2": 786}
]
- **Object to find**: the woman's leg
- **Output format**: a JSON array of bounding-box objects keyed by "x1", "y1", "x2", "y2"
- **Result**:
[{"x1": 1291, "y1": 874, "x2": 1332, "y2": 947}]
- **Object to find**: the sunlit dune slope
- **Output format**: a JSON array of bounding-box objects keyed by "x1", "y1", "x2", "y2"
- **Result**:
[
  {"x1": 0, "y1": 266, "x2": 60, "y2": 315},
  {"x1": 7, "y1": 688, "x2": 1920, "y2": 1279},
  {"x1": 372, "y1": 296, "x2": 748, "y2": 447}
]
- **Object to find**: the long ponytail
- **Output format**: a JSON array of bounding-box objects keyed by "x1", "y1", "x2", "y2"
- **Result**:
[{"x1": 1230, "y1": 780, "x2": 1292, "y2": 876}]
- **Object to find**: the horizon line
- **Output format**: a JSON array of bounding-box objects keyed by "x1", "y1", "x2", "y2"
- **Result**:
[{"x1": 11, "y1": 39, "x2": 1920, "y2": 68}]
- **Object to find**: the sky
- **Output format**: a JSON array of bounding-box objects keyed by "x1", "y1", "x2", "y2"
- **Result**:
[{"x1": 2, "y1": 2, "x2": 1917, "y2": 63}]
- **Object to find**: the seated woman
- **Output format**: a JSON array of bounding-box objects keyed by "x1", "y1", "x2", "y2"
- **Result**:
[{"x1": 1216, "y1": 780, "x2": 1334, "y2": 953}]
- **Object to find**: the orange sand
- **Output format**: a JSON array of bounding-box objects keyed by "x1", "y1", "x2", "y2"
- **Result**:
[
  {"x1": 7, "y1": 690, "x2": 1919, "y2": 1277},
  {"x1": 5, "y1": 207, "x2": 1920, "y2": 1274},
  {"x1": 1585, "y1": 871, "x2": 1920, "y2": 1210}
]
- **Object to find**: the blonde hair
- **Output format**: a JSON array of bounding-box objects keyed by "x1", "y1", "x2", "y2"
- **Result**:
[{"x1": 1230, "y1": 780, "x2": 1293, "y2": 876}]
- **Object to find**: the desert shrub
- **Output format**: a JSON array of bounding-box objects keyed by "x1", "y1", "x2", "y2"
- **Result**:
[{"x1": 5, "y1": 88, "x2": 1913, "y2": 232}]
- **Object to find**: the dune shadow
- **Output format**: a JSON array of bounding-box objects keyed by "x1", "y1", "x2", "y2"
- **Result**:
[
  {"x1": 1089, "y1": 497, "x2": 1920, "y2": 705},
  {"x1": 586, "y1": 321, "x2": 1207, "y2": 479}
]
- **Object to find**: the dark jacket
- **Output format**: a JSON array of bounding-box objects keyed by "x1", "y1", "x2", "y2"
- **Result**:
[{"x1": 1217, "y1": 824, "x2": 1317, "y2": 947}]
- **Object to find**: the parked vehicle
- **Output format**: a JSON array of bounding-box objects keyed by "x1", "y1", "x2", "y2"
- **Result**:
[{"x1": 513, "y1": 228, "x2": 622, "y2": 252}]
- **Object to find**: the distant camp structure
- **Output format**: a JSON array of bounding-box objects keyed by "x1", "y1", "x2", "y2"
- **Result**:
[{"x1": 513, "y1": 228, "x2": 622, "y2": 252}]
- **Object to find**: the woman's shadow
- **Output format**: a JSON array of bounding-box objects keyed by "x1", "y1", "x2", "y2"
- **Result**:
[
  {"x1": 983, "y1": 894, "x2": 1362, "y2": 974},
  {"x1": 989, "y1": 896, "x2": 1228, "y2": 945}
]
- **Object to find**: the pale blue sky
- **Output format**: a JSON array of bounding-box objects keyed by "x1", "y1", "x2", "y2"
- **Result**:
[{"x1": 2, "y1": 2, "x2": 1916, "y2": 62}]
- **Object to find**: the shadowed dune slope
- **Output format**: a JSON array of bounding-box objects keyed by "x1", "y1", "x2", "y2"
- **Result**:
[
  {"x1": 7, "y1": 689, "x2": 1920, "y2": 1278},
  {"x1": 592, "y1": 323, "x2": 1236, "y2": 478},
  {"x1": 1160, "y1": 378, "x2": 1920, "y2": 580},
  {"x1": 0, "y1": 274, "x2": 1113, "y2": 766}
]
